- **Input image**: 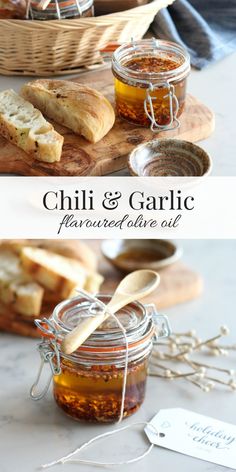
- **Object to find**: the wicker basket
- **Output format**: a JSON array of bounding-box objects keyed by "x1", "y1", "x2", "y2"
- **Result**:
[{"x1": 0, "y1": 0, "x2": 175, "y2": 76}]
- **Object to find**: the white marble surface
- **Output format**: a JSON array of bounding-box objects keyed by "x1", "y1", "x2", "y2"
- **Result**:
[
  {"x1": 1, "y1": 240, "x2": 236, "y2": 472},
  {"x1": 0, "y1": 52, "x2": 235, "y2": 176}
]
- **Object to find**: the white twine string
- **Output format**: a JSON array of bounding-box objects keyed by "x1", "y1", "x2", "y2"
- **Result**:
[
  {"x1": 41, "y1": 308, "x2": 130, "y2": 469},
  {"x1": 40, "y1": 306, "x2": 159, "y2": 469},
  {"x1": 110, "y1": 310, "x2": 129, "y2": 424},
  {"x1": 41, "y1": 422, "x2": 158, "y2": 469}
]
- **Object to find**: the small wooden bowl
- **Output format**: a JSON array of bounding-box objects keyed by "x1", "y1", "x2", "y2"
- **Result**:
[
  {"x1": 101, "y1": 239, "x2": 182, "y2": 273},
  {"x1": 128, "y1": 139, "x2": 212, "y2": 177}
]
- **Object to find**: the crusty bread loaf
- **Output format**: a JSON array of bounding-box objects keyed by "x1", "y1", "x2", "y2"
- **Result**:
[
  {"x1": 0, "y1": 249, "x2": 44, "y2": 316},
  {"x1": 0, "y1": 241, "x2": 103, "y2": 321},
  {"x1": 0, "y1": 239, "x2": 98, "y2": 272},
  {"x1": 0, "y1": 248, "x2": 21, "y2": 278},
  {"x1": 0, "y1": 89, "x2": 63, "y2": 162},
  {"x1": 33, "y1": 240, "x2": 98, "y2": 272},
  {"x1": 69, "y1": 272, "x2": 104, "y2": 298},
  {"x1": 20, "y1": 246, "x2": 88, "y2": 299},
  {"x1": 2, "y1": 281, "x2": 44, "y2": 317},
  {"x1": 21, "y1": 79, "x2": 115, "y2": 143},
  {"x1": 83, "y1": 272, "x2": 104, "y2": 294}
]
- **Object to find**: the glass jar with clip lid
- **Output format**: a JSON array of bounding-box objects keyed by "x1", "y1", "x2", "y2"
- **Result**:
[
  {"x1": 112, "y1": 38, "x2": 190, "y2": 132},
  {"x1": 28, "y1": 0, "x2": 94, "y2": 20},
  {"x1": 30, "y1": 291, "x2": 171, "y2": 423}
]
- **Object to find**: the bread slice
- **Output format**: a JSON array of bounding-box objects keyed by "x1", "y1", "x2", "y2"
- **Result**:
[
  {"x1": 69, "y1": 272, "x2": 104, "y2": 298},
  {"x1": 0, "y1": 239, "x2": 97, "y2": 271},
  {"x1": 20, "y1": 246, "x2": 88, "y2": 299},
  {"x1": 0, "y1": 248, "x2": 21, "y2": 278},
  {"x1": 1, "y1": 280, "x2": 44, "y2": 317},
  {"x1": 83, "y1": 272, "x2": 104, "y2": 294},
  {"x1": 38, "y1": 240, "x2": 98, "y2": 272},
  {"x1": 21, "y1": 79, "x2": 115, "y2": 143},
  {"x1": 0, "y1": 249, "x2": 22, "y2": 306},
  {"x1": 0, "y1": 249, "x2": 44, "y2": 316},
  {"x1": 0, "y1": 240, "x2": 29, "y2": 256},
  {"x1": 0, "y1": 89, "x2": 63, "y2": 162}
]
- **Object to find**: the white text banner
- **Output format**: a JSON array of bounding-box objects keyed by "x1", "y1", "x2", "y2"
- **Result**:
[{"x1": 1, "y1": 176, "x2": 235, "y2": 239}]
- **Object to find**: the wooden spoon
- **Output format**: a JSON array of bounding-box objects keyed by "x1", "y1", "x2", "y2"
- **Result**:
[{"x1": 61, "y1": 270, "x2": 160, "y2": 355}]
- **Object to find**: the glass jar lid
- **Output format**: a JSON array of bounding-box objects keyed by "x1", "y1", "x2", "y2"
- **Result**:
[
  {"x1": 112, "y1": 38, "x2": 190, "y2": 85},
  {"x1": 28, "y1": 0, "x2": 93, "y2": 20},
  {"x1": 51, "y1": 293, "x2": 154, "y2": 351},
  {"x1": 31, "y1": 291, "x2": 171, "y2": 400}
]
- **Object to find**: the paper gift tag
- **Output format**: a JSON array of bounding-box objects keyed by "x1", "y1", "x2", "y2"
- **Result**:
[{"x1": 145, "y1": 408, "x2": 236, "y2": 470}]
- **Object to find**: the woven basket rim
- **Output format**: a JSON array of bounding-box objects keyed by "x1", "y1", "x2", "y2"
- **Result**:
[
  {"x1": 0, "y1": 0, "x2": 174, "y2": 27},
  {"x1": 0, "y1": 0, "x2": 176, "y2": 76}
]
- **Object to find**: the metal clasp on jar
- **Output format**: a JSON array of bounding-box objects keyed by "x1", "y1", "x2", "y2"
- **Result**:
[
  {"x1": 30, "y1": 318, "x2": 61, "y2": 401},
  {"x1": 146, "y1": 304, "x2": 171, "y2": 341},
  {"x1": 144, "y1": 82, "x2": 180, "y2": 133}
]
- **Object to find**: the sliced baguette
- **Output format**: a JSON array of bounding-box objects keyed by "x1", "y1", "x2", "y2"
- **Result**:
[
  {"x1": 21, "y1": 79, "x2": 115, "y2": 143},
  {"x1": 0, "y1": 249, "x2": 44, "y2": 316},
  {"x1": 44, "y1": 271, "x2": 104, "y2": 302},
  {"x1": 1, "y1": 280, "x2": 44, "y2": 317},
  {"x1": 0, "y1": 248, "x2": 21, "y2": 278},
  {"x1": 20, "y1": 246, "x2": 88, "y2": 299},
  {"x1": 83, "y1": 272, "x2": 104, "y2": 294},
  {"x1": 0, "y1": 89, "x2": 63, "y2": 162},
  {"x1": 0, "y1": 242, "x2": 103, "y2": 319},
  {"x1": 0, "y1": 240, "x2": 98, "y2": 272},
  {"x1": 69, "y1": 272, "x2": 104, "y2": 298}
]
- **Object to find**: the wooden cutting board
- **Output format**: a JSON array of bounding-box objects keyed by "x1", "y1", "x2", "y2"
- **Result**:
[
  {"x1": 0, "y1": 240, "x2": 203, "y2": 338},
  {"x1": 0, "y1": 69, "x2": 214, "y2": 176}
]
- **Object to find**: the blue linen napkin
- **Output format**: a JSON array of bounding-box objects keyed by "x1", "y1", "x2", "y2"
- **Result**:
[{"x1": 152, "y1": 0, "x2": 236, "y2": 68}]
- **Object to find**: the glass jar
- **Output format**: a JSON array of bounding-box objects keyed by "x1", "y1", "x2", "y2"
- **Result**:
[
  {"x1": 30, "y1": 291, "x2": 171, "y2": 423},
  {"x1": 29, "y1": 0, "x2": 94, "y2": 20},
  {"x1": 112, "y1": 38, "x2": 190, "y2": 132}
]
